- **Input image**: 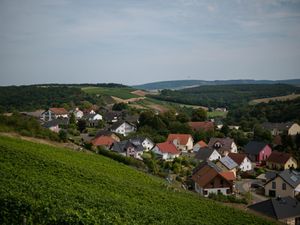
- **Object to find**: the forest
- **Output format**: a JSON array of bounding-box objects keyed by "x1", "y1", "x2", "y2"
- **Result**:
[{"x1": 150, "y1": 84, "x2": 300, "y2": 108}]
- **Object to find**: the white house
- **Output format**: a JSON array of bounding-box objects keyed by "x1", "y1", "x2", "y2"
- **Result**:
[
  {"x1": 152, "y1": 142, "x2": 180, "y2": 161},
  {"x1": 167, "y1": 134, "x2": 194, "y2": 152},
  {"x1": 194, "y1": 147, "x2": 221, "y2": 162},
  {"x1": 41, "y1": 108, "x2": 69, "y2": 121},
  {"x1": 130, "y1": 137, "x2": 155, "y2": 151},
  {"x1": 228, "y1": 153, "x2": 252, "y2": 172},
  {"x1": 71, "y1": 108, "x2": 83, "y2": 119},
  {"x1": 110, "y1": 121, "x2": 136, "y2": 136},
  {"x1": 208, "y1": 137, "x2": 238, "y2": 156}
]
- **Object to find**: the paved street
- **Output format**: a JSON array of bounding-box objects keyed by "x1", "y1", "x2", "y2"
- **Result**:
[{"x1": 236, "y1": 179, "x2": 267, "y2": 204}]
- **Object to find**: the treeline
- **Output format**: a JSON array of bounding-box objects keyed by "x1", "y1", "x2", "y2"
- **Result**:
[
  {"x1": 226, "y1": 97, "x2": 300, "y2": 130},
  {"x1": 150, "y1": 84, "x2": 300, "y2": 108},
  {"x1": 30, "y1": 83, "x2": 127, "y2": 88},
  {"x1": 0, "y1": 86, "x2": 96, "y2": 112}
]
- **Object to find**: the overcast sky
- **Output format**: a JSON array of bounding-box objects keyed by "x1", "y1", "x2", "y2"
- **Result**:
[{"x1": 0, "y1": 0, "x2": 300, "y2": 86}]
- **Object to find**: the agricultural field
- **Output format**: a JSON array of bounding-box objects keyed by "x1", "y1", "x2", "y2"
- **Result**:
[
  {"x1": 249, "y1": 93, "x2": 300, "y2": 105},
  {"x1": 207, "y1": 110, "x2": 228, "y2": 118},
  {"x1": 0, "y1": 135, "x2": 275, "y2": 225},
  {"x1": 82, "y1": 86, "x2": 139, "y2": 99}
]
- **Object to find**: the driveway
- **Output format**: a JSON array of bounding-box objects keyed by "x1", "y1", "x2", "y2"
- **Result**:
[{"x1": 236, "y1": 179, "x2": 267, "y2": 204}]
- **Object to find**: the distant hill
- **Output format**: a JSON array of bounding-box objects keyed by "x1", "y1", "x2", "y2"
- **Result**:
[
  {"x1": 0, "y1": 135, "x2": 274, "y2": 224},
  {"x1": 133, "y1": 79, "x2": 300, "y2": 90}
]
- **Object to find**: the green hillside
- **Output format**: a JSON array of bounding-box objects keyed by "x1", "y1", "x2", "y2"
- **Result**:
[{"x1": 0, "y1": 135, "x2": 275, "y2": 225}]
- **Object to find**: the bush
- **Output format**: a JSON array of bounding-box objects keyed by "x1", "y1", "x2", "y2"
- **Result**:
[
  {"x1": 208, "y1": 193, "x2": 248, "y2": 204},
  {"x1": 97, "y1": 147, "x2": 146, "y2": 170}
]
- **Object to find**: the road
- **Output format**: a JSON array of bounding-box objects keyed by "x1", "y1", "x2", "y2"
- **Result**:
[{"x1": 235, "y1": 179, "x2": 267, "y2": 204}]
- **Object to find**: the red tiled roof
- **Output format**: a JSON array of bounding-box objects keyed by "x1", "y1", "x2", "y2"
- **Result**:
[
  {"x1": 196, "y1": 140, "x2": 208, "y2": 148},
  {"x1": 91, "y1": 135, "x2": 115, "y2": 147},
  {"x1": 267, "y1": 151, "x2": 292, "y2": 164},
  {"x1": 228, "y1": 153, "x2": 247, "y2": 165},
  {"x1": 167, "y1": 134, "x2": 193, "y2": 145},
  {"x1": 49, "y1": 107, "x2": 68, "y2": 115},
  {"x1": 156, "y1": 142, "x2": 180, "y2": 155},
  {"x1": 220, "y1": 171, "x2": 236, "y2": 181},
  {"x1": 188, "y1": 121, "x2": 214, "y2": 131}
]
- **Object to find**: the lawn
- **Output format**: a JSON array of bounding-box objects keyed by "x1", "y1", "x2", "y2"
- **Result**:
[{"x1": 0, "y1": 135, "x2": 275, "y2": 225}]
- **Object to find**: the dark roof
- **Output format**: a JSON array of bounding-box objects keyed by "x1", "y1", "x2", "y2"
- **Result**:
[
  {"x1": 95, "y1": 130, "x2": 114, "y2": 138},
  {"x1": 266, "y1": 171, "x2": 278, "y2": 181},
  {"x1": 267, "y1": 151, "x2": 293, "y2": 164},
  {"x1": 43, "y1": 118, "x2": 69, "y2": 128},
  {"x1": 130, "y1": 137, "x2": 154, "y2": 146},
  {"x1": 193, "y1": 160, "x2": 222, "y2": 175},
  {"x1": 208, "y1": 137, "x2": 235, "y2": 154},
  {"x1": 194, "y1": 147, "x2": 217, "y2": 161},
  {"x1": 244, "y1": 141, "x2": 268, "y2": 155},
  {"x1": 262, "y1": 122, "x2": 295, "y2": 131},
  {"x1": 104, "y1": 111, "x2": 122, "y2": 121},
  {"x1": 219, "y1": 156, "x2": 238, "y2": 170},
  {"x1": 111, "y1": 140, "x2": 144, "y2": 153},
  {"x1": 279, "y1": 170, "x2": 300, "y2": 188},
  {"x1": 248, "y1": 196, "x2": 300, "y2": 220},
  {"x1": 110, "y1": 121, "x2": 135, "y2": 130},
  {"x1": 228, "y1": 153, "x2": 247, "y2": 165}
]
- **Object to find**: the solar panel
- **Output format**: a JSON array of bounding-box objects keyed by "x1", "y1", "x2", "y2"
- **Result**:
[{"x1": 291, "y1": 175, "x2": 298, "y2": 182}]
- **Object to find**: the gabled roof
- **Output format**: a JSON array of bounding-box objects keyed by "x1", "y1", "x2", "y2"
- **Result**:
[
  {"x1": 195, "y1": 140, "x2": 208, "y2": 148},
  {"x1": 110, "y1": 121, "x2": 135, "y2": 130},
  {"x1": 156, "y1": 142, "x2": 180, "y2": 155},
  {"x1": 262, "y1": 122, "x2": 296, "y2": 131},
  {"x1": 95, "y1": 130, "x2": 115, "y2": 138},
  {"x1": 83, "y1": 113, "x2": 101, "y2": 121},
  {"x1": 167, "y1": 134, "x2": 193, "y2": 146},
  {"x1": 220, "y1": 171, "x2": 235, "y2": 181},
  {"x1": 111, "y1": 140, "x2": 144, "y2": 153},
  {"x1": 227, "y1": 153, "x2": 247, "y2": 165},
  {"x1": 248, "y1": 196, "x2": 300, "y2": 220},
  {"x1": 244, "y1": 141, "x2": 269, "y2": 155},
  {"x1": 218, "y1": 156, "x2": 238, "y2": 170},
  {"x1": 278, "y1": 170, "x2": 300, "y2": 188},
  {"x1": 208, "y1": 137, "x2": 235, "y2": 153},
  {"x1": 267, "y1": 151, "x2": 293, "y2": 165},
  {"x1": 49, "y1": 107, "x2": 68, "y2": 115},
  {"x1": 130, "y1": 137, "x2": 154, "y2": 146},
  {"x1": 188, "y1": 121, "x2": 214, "y2": 131},
  {"x1": 195, "y1": 147, "x2": 219, "y2": 161},
  {"x1": 91, "y1": 135, "x2": 115, "y2": 147}
]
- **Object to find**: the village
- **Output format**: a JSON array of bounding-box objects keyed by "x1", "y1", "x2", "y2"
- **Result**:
[{"x1": 20, "y1": 104, "x2": 300, "y2": 225}]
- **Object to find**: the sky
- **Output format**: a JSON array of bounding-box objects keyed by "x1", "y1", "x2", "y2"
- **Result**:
[{"x1": 0, "y1": 0, "x2": 300, "y2": 86}]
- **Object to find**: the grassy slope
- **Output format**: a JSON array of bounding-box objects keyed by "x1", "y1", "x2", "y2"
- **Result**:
[
  {"x1": 0, "y1": 135, "x2": 275, "y2": 225},
  {"x1": 82, "y1": 87, "x2": 138, "y2": 99}
]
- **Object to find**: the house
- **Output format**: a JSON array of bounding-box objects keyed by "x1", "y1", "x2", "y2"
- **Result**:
[
  {"x1": 227, "y1": 153, "x2": 252, "y2": 172},
  {"x1": 104, "y1": 111, "x2": 122, "y2": 123},
  {"x1": 129, "y1": 137, "x2": 155, "y2": 151},
  {"x1": 193, "y1": 140, "x2": 208, "y2": 152},
  {"x1": 262, "y1": 122, "x2": 300, "y2": 136},
  {"x1": 265, "y1": 170, "x2": 300, "y2": 198},
  {"x1": 91, "y1": 135, "x2": 116, "y2": 149},
  {"x1": 257, "y1": 171, "x2": 278, "y2": 183},
  {"x1": 228, "y1": 125, "x2": 240, "y2": 130},
  {"x1": 110, "y1": 121, "x2": 136, "y2": 136},
  {"x1": 208, "y1": 137, "x2": 238, "y2": 156},
  {"x1": 248, "y1": 196, "x2": 300, "y2": 225},
  {"x1": 111, "y1": 140, "x2": 144, "y2": 160},
  {"x1": 42, "y1": 118, "x2": 69, "y2": 133},
  {"x1": 166, "y1": 134, "x2": 194, "y2": 152},
  {"x1": 41, "y1": 108, "x2": 68, "y2": 121},
  {"x1": 266, "y1": 151, "x2": 298, "y2": 170},
  {"x1": 83, "y1": 113, "x2": 103, "y2": 127},
  {"x1": 152, "y1": 142, "x2": 180, "y2": 161},
  {"x1": 95, "y1": 130, "x2": 120, "y2": 142},
  {"x1": 21, "y1": 110, "x2": 44, "y2": 119},
  {"x1": 192, "y1": 161, "x2": 234, "y2": 197},
  {"x1": 188, "y1": 121, "x2": 214, "y2": 132},
  {"x1": 70, "y1": 108, "x2": 83, "y2": 119},
  {"x1": 244, "y1": 141, "x2": 272, "y2": 164},
  {"x1": 216, "y1": 156, "x2": 238, "y2": 177},
  {"x1": 194, "y1": 147, "x2": 221, "y2": 162}
]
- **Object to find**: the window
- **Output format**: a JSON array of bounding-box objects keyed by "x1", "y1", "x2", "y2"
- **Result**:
[
  {"x1": 282, "y1": 183, "x2": 286, "y2": 190},
  {"x1": 272, "y1": 182, "x2": 276, "y2": 189},
  {"x1": 217, "y1": 190, "x2": 221, "y2": 194},
  {"x1": 220, "y1": 180, "x2": 224, "y2": 187},
  {"x1": 203, "y1": 190, "x2": 208, "y2": 196}
]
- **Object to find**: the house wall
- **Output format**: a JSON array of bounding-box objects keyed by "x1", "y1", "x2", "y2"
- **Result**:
[
  {"x1": 240, "y1": 157, "x2": 252, "y2": 172},
  {"x1": 284, "y1": 158, "x2": 298, "y2": 170},
  {"x1": 193, "y1": 144, "x2": 200, "y2": 152},
  {"x1": 142, "y1": 139, "x2": 154, "y2": 151},
  {"x1": 49, "y1": 125, "x2": 60, "y2": 133},
  {"x1": 265, "y1": 176, "x2": 295, "y2": 197},
  {"x1": 267, "y1": 158, "x2": 297, "y2": 170},
  {"x1": 195, "y1": 183, "x2": 230, "y2": 197},
  {"x1": 208, "y1": 150, "x2": 221, "y2": 161},
  {"x1": 280, "y1": 217, "x2": 296, "y2": 225},
  {"x1": 258, "y1": 145, "x2": 272, "y2": 162},
  {"x1": 175, "y1": 137, "x2": 194, "y2": 152},
  {"x1": 288, "y1": 123, "x2": 300, "y2": 136},
  {"x1": 231, "y1": 142, "x2": 238, "y2": 153}
]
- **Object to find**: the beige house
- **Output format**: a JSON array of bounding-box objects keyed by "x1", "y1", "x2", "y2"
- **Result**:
[
  {"x1": 265, "y1": 170, "x2": 300, "y2": 198},
  {"x1": 262, "y1": 122, "x2": 300, "y2": 136},
  {"x1": 266, "y1": 151, "x2": 298, "y2": 170},
  {"x1": 167, "y1": 134, "x2": 194, "y2": 152}
]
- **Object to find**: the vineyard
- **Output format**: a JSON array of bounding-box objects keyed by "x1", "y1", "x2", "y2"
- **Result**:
[{"x1": 0, "y1": 135, "x2": 276, "y2": 224}]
